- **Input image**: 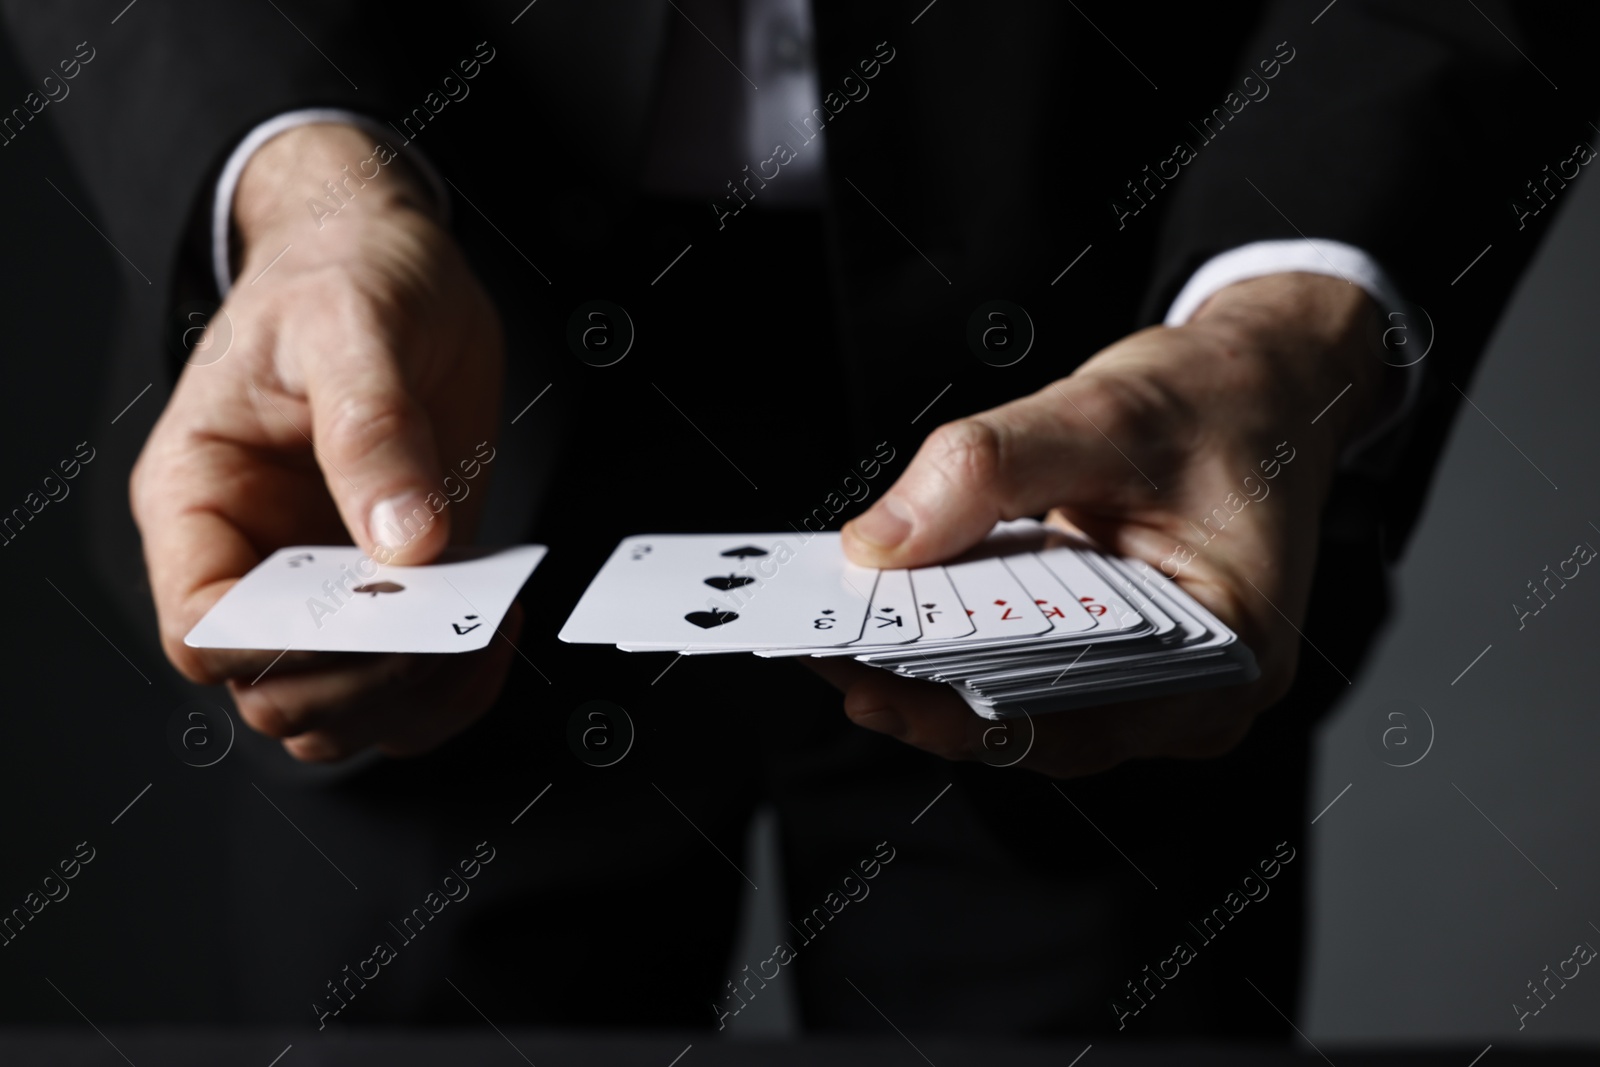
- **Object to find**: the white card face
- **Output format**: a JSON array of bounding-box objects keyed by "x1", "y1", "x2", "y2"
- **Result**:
[
  {"x1": 853, "y1": 567, "x2": 921, "y2": 645},
  {"x1": 944, "y1": 557, "x2": 1054, "y2": 637},
  {"x1": 1035, "y1": 546, "x2": 1144, "y2": 632},
  {"x1": 1002, "y1": 553, "x2": 1098, "y2": 635},
  {"x1": 184, "y1": 545, "x2": 547, "y2": 653},
  {"x1": 1081, "y1": 552, "x2": 1179, "y2": 640},
  {"x1": 910, "y1": 566, "x2": 977, "y2": 640},
  {"x1": 1102, "y1": 557, "x2": 1204, "y2": 642},
  {"x1": 1112, "y1": 557, "x2": 1231, "y2": 644},
  {"x1": 559, "y1": 534, "x2": 874, "y2": 649},
  {"x1": 750, "y1": 568, "x2": 922, "y2": 658}
]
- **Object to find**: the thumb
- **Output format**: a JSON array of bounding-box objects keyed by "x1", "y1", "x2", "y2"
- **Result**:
[
  {"x1": 303, "y1": 338, "x2": 450, "y2": 565},
  {"x1": 841, "y1": 378, "x2": 1158, "y2": 568}
]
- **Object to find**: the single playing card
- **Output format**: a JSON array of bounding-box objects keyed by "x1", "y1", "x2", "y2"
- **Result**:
[
  {"x1": 184, "y1": 545, "x2": 547, "y2": 653},
  {"x1": 559, "y1": 533, "x2": 874, "y2": 649}
]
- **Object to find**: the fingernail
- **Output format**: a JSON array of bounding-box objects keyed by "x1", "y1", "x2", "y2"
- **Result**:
[
  {"x1": 851, "y1": 496, "x2": 913, "y2": 550},
  {"x1": 369, "y1": 493, "x2": 433, "y2": 552}
]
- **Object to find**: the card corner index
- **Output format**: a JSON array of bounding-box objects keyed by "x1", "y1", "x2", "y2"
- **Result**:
[{"x1": 453, "y1": 627, "x2": 497, "y2": 653}]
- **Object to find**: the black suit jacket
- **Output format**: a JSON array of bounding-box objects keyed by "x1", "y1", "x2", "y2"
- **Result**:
[{"x1": 1, "y1": 0, "x2": 1591, "y2": 614}]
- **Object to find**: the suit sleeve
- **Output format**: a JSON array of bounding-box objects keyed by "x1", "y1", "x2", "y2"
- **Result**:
[
  {"x1": 1140, "y1": 0, "x2": 1600, "y2": 555},
  {"x1": 0, "y1": 2, "x2": 423, "y2": 321},
  {"x1": 0, "y1": 2, "x2": 470, "y2": 641}
]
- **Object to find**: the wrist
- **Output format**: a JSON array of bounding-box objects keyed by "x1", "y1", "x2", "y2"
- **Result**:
[{"x1": 233, "y1": 123, "x2": 438, "y2": 264}]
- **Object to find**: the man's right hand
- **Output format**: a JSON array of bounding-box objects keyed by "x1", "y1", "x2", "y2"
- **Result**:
[{"x1": 132, "y1": 122, "x2": 517, "y2": 763}]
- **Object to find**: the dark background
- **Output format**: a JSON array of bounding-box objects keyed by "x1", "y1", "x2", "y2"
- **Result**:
[{"x1": 0, "y1": 19, "x2": 1597, "y2": 1049}]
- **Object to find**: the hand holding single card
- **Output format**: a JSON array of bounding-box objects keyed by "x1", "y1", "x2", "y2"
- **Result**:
[
  {"x1": 828, "y1": 277, "x2": 1382, "y2": 776},
  {"x1": 130, "y1": 122, "x2": 517, "y2": 762}
]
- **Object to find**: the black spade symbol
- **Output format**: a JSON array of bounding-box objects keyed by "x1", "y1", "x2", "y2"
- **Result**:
[
  {"x1": 705, "y1": 574, "x2": 756, "y2": 591},
  {"x1": 720, "y1": 545, "x2": 769, "y2": 558},
  {"x1": 352, "y1": 581, "x2": 405, "y2": 596},
  {"x1": 685, "y1": 610, "x2": 739, "y2": 629}
]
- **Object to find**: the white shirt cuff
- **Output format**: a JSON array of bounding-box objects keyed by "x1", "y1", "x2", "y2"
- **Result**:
[
  {"x1": 211, "y1": 108, "x2": 449, "y2": 297},
  {"x1": 1162, "y1": 238, "x2": 1422, "y2": 465}
]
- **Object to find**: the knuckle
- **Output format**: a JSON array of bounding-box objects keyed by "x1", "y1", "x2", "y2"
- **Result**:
[
  {"x1": 1065, "y1": 374, "x2": 1127, "y2": 427},
  {"x1": 1065, "y1": 374, "x2": 1143, "y2": 436},
  {"x1": 925, "y1": 417, "x2": 1005, "y2": 490},
  {"x1": 319, "y1": 392, "x2": 417, "y2": 463},
  {"x1": 1069, "y1": 372, "x2": 1191, "y2": 449}
]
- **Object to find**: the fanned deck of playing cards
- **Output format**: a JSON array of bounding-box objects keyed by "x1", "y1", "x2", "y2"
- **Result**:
[{"x1": 559, "y1": 520, "x2": 1257, "y2": 719}]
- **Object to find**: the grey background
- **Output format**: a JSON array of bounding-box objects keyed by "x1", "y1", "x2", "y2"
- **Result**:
[
  {"x1": 720, "y1": 169, "x2": 1600, "y2": 1044},
  {"x1": 1302, "y1": 158, "x2": 1600, "y2": 1041}
]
